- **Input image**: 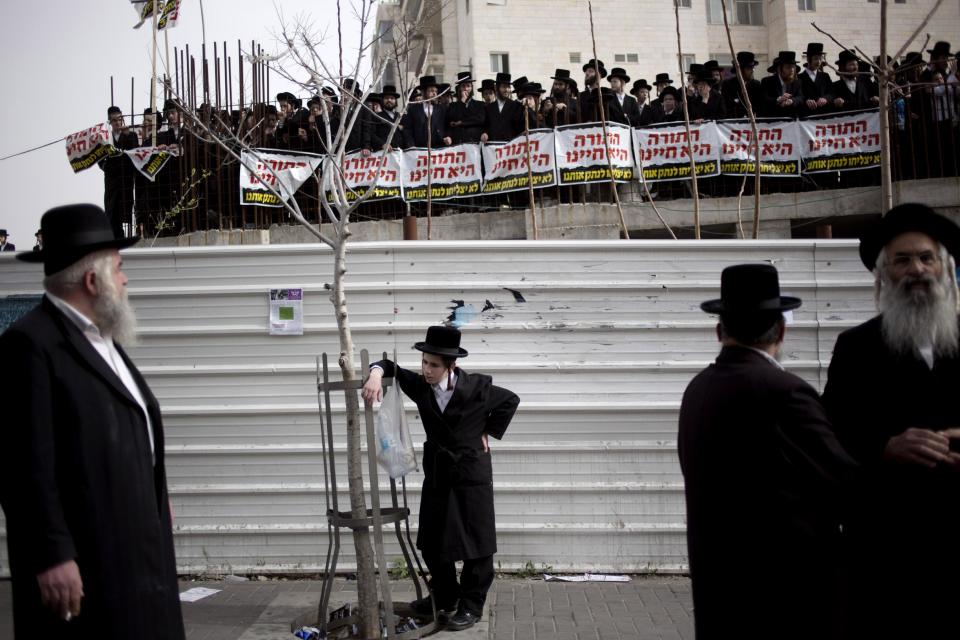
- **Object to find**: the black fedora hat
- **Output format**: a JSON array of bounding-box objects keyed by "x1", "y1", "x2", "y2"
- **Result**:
[
  {"x1": 414, "y1": 325, "x2": 468, "y2": 358},
  {"x1": 437, "y1": 82, "x2": 451, "y2": 95},
  {"x1": 454, "y1": 71, "x2": 474, "y2": 85},
  {"x1": 654, "y1": 72, "x2": 673, "y2": 85},
  {"x1": 858, "y1": 203, "x2": 960, "y2": 271},
  {"x1": 551, "y1": 68, "x2": 574, "y2": 85},
  {"x1": 162, "y1": 98, "x2": 179, "y2": 113},
  {"x1": 583, "y1": 59, "x2": 608, "y2": 78},
  {"x1": 481, "y1": 78, "x2": 497, "y2": 91},
  {"x1": 418, "y1": 75, "x2": 439, "y2": 90},
  {"x1": 734, "y1": 51, "x2": 759, "y2": 69},
  {"x1": 694, "y1": 70, "x2": 717, "y2": 86},
  {"x1": 688, "y1": 63, "x2": 704, "y2": 76},
  {"x1": 0, "y1": 229, "x2": 8, "y2": 236},
  {"x1": 608, "y1": 67, "x2": 631, "y2": 83},
  {"x1": 835, "y1": 49, "x2": 858, "y2": 68},
  {"x1": 658, "y1": 85, "x2": 681, "y2": 101},
  {"x1": 380, "y1": 84, "x2": 401, "y2": 99},
  {"x1": 518, "y1": 82, "x2": 546, "y2": 97},
  {"x1": 703, "y1": 60, "x2": 721, "y2": 72},
  {"x1": 511, "y1": 76, "x2": 529, "y2": 93},
  {"x1": 494, "y1": 72, "x2": 512, "y2": 86},
  {"x1": 701, "y1": 264, "x2": 802, "y2": 315},
  {"x1": 631, "y1": 78, "x2": 653, "y2": 94},
  {"x1": 804, "y1": 42, "x2": 825, "y2": 56},
  {"x1": 927, "y1": 41, "x2": 951, "y2": 57},
  {"x1": 17, "y1": 204, "x2": 139, "y2": 275}
]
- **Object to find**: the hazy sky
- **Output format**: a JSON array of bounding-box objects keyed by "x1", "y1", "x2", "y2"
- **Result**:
[{"x1": 0, "y1": 0, "x2": 373, "y2": 247}]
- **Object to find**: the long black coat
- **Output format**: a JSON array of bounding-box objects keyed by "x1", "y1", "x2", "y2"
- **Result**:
[
  {"x1": 0, "y1": 298, "x2": 184, "y2": 640},
  {"x1": 828, "y1": 77, "x2": 877, "y2": 113},
  {"x1": 721, "y1": 77, "x2": 764, "y2": 119},
  {"x1": 822, "y1": 316, "x2": 960, "y2": 639},
  {"x1": 373, "y1": 360, "x2": 518, "y2": 561},
  {"x1": 445, "y1": 98, "x2": 486, "y2": 144},
  {"x1": 760, "y1": 75, "x2": 805, "y2": 117},
  {"x1": 402, "y1": 103, "x2": 449, "y2": 148},
  {"x1": 799, "y1": 68, "x2": 834, "y2": 116},
  {"x1": 483, "y1": 99, "x2": 524, "y2": 142},
  {"x1": 606, "y1": 94, "x2": 642, "y2": 126},
  {"x1": 679, "y1": 346, "x2": 856, "y2": 640},
  {"x1": 362, "y1": 108, "x2": 403, "y2": 152}
]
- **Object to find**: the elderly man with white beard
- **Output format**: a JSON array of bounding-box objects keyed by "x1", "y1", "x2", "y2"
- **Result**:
[
  {"x1": 823, "y1": 202, "x2": 960, "y2": 640},
  {"x1": 0, "y1": 204, "x2": 184, "y2": 640}
]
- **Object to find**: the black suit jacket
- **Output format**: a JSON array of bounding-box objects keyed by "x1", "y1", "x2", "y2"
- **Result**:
[
  {"x1": 0, "y1": 298, "x2": 184, "y2": 639},
  {"x1": 446, "y1": 98, "x2": 486, "y2": 144},
  {"x1": 634, "y1": 101, "x2": 657, "y2": 127},
  {"x1": 402, "y1": 103, "x2": 449, "y2": 148},
  {"x1": 760, "y1": 75, "x2": 805, "y2": 117},
  {"x1": 721, "y1": 77, "x2": 764, "y2": 119},
  {"x1": 799, "y1": 69, "x2": 834, "y2": 100},
  {"x1": 0, "y1": 242, "x2": 15, "y2": 252},
  {"x1": 373, "y1": 359, "x2": 518, "y2": 561},
  {"x1": 606, "y1": 93, "x2": 642, "y2": 126},
  {"x1": 362, "y1": 108, "x2": 403, "y2": 152},
  {"x1": 482, "y1": 99, "x2": 524, "y2": 142},
  {"x1": 828, "y1": 77, "x2": 877, "y2": 113},
  {"x1": 822, "y1": 316, "x2": 960, "y2": 637},
  {"x1": 679, "y1": 346, "x2": 855, "y2": 639}
]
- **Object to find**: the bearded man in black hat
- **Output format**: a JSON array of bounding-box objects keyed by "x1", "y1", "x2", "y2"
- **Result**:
[
  {"x1": 680, "y1": 264, "x2": 856, "y2": 640},
  {"x1": 362, "y1": 84, "x2": 404, "y2": 154},
  {"x1": 545, "y1": 68, "x2": 580, "y2": 126},
  {"x1": 578, "y1": 59, "x2": 609, "y2": 123},
  {"x1": 0, "y1": 204, "x2": 184, "y2": 640},
  {"x1": 402, "y1": 75, "x2": 452, "y2": 148},
  {"x1": 829, "y1": 50, "x2": 879, "y2": 112},
  {"x1": 799, "y1": 43, "x2": 833, "y2": 115},
  {"x1": 721, "y1": 51, "x2": 764, "y2": 118},
  {"x1": 761, "y1": 51, "x2": 805, "y2": 117},
  {"x1": 689, "y1": 70, "x2": 725, "y2": 121},
  {"x1": 823, "y1": 203, "x2": 960, "y2": 640},
  {"x1": 446, "y1": 72, "x2": 486, "y2": 144},
  {"x1": 362, "y1": 326, "x2": 519, "y2": 632},
  {"x1": 480, "y1": 72, "x2": 524, "y2": 142}
]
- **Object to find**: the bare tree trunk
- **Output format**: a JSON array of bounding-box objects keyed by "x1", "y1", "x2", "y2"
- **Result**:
[
  {"x1": 523, "y1": 106, "x2": 538, "y2": 239},
  {"x1": 674, "y1": 0, "x2": 700, "y2": 239},
  {"x1": 879, "y1": 0, "x2": 894, "y2": 213}
]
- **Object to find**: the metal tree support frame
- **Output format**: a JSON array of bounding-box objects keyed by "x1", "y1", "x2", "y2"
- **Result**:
[{"x1": 291, "y1": 351, "x2": 437, "y2": 639}]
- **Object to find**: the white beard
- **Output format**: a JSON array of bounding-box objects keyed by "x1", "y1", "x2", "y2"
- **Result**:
[
  {"x1": 879, "y1": 268, "x2": 958, "y2": 360},
  {"x1": 92, "y1": 264, "x2": 139, "y2": 347}
]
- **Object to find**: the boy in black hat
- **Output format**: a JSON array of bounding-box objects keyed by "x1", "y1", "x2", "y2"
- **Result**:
[
  {"x1": 446, "y1": 72, "x2": 485, "y2": 144},
  {"x1": 760, "y1": 51, "x2": 805, "y2": 117},
  {"x1": 362, "y1": 326, "x2": 519, "y2": 631},
  {"x1": 2, "y1": 204, "x2": 185, "y2": 639},
  {"x1": 479, "y1": 79, "x2": 496, "y2": 104},
  {"x1": 800, "y1": 43, "x2": 833, "y2": 115},
  {"x1": 630, "y1": 79, "x2": 655, "y2": 126},
  {"x1": 721, "y1": 52, "x2": 763, "y2": 119},
  {"x1": 680, "y1": 263, "x2": 855, "y2": 640},
  {"x1": 0, "y1": 229, "x2": 13, "y2": 252}
]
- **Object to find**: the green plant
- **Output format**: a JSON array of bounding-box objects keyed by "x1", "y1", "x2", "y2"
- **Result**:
[
  {"x1": 388, "y1": 557, "x2": 410, "y2": 580},
  {"x1": 515, "y1": 560, "x2": 553, "y2": 579}
]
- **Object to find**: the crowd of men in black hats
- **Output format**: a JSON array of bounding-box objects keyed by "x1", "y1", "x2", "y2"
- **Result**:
[{"x1": 100, "y1": 42, "x2": 958, "y2": 236}]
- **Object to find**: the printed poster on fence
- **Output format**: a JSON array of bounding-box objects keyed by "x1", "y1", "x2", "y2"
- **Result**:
[
  {"x1": 323, "y1": 149, "x2": 404, "y2": 203},
  {"x1": 481, "y1": 129, "x2": 557, "y2": 194},
  {"x1": 124, "y1": 144, "x2": 181, "y2": 181},
  {"x1": 717, "y1": 120, "x2": 802, "y2": 177},
  {"x1": 633, "y1": 122, "x2": 720, "y2": 183},
  {"x1": 799, "y1": 111, "x2": 881, "y2": 173},
  {"x1": 240, "y1": 149, "x2": 323, "y2": 207},
  {"x1": 268, "y1": 288, "x2": 303, "y2": 336},
  {"x1": 402, "y1": 144, "x2": 482, "y2": 202},
  {"x1": 65, "y1": 123, "x2": 118, "y2": 173},
  {"x1": 555, "y1": 122, "x2": 635, "y2": 186}
]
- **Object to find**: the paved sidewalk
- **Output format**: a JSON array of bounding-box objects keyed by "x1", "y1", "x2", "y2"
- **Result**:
[{"x1": 0, "y1": 575, "x2": 693, "y2": 640}]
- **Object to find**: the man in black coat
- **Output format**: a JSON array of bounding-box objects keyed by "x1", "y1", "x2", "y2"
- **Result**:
[
  {"x1": 799, "y1": 43, "x2": 833, "y2": 116},
  {"x1": 679, "y1": 264, "x2": 856, "y2": 640},
  {"x1": 829, "y1": 49, "x2": 880, "y2": 113},
  {"x1": 481, "y1": 72, "x2": 524, "y2": 142},
  {"x1": 1, "y1": 204, "x2": 185, "y2": 640},
  {"x1": 578, "y1": 59, "x2": 609, "y2": 123},
  {"x1": 445, "y1": 72, "x2": 486, "y2": 144},
  {"x1": 99, "y1": 106, "x2": 140, "y2": 239},
  {"x1": 605, "y1": 67, "x2": 642, "y2": 126},
  {"x1": 544, "y1": 68, "x2": 580, "y2": 126},
  {"x1": 631, "y1": 79, "x2": 656, "y2": 126},
  {"x1": 402, "y1": 75, "x2": 452, "y2": 148},
  {"x1": 822, "y1": 203, "x2": 960, "y2": 640},
  {"x1": 0, "y1": 229, "x2": 14, "y2": 252},
  {"x1": 689, "y1": 71, "x2": 725, "y2": 121},
  {"x1": 363, "y1": 326, "x2": 518, "y2": 632},
  {"x1": 760, "y1": 50, "x2": 805, "y2": 117},
  {"x1": 722, "y1": 51, "x2": 764, "y2": 118},
  {"x1": 362, "y1": 84, "x2": 404, "y2": 153}
]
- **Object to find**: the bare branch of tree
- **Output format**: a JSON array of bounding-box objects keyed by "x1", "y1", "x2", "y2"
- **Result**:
[{"x1": 674, "y1": 0, "x2": 700, "y2": 239}]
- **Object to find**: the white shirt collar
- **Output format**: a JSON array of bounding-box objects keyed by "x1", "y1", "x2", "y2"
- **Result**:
[{"x1": 46, "y1": 292, "x2": 103, "y2": 338}]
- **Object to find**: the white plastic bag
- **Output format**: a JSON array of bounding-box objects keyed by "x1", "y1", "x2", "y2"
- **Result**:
[{"x1": 375, "y1": 384, "x2": 418, "y2": 479}]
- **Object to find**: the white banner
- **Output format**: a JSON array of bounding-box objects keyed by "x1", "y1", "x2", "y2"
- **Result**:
[
  {"x1": 402, "y1": 144, "x2": 482, "y2": 202},
  {"x1": 633, "y1": 123, "x2": 721, "y2": 183},
  {"x1": 717, "y1": 120, "x2": 802, "y2": 177},
  {"x1": 799, "y1": 111, "x2": 881, "y2": 173},
  {"x1": 323, "y1": 150, "x2": 404, "y2": 203},
  {"x1": 481, "y1": 129, "x2": 557, "y2": 195},
  {"x1": 132, "y1": 0, "x2": 182, "y2": 30},
  {"x1": 239, "y1": 149, "x2": 323, "y2": 208},
  {"x1": 555, "y1": 122, "x2": 635, "y2": 185},
  {"x1": 65, "y1": 123, "x2": 118, "y2": 174},
  {"x1": 124, "y1": 144, "x2": 181, "y2": 181}
]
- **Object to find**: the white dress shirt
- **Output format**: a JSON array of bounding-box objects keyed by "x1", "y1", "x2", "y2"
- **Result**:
[
  {"x1": 46, "y1": 293, "x2": 155, "y2": 461},
  {"x1": 370, "y1": 365, "x2": 457, "y2": 411}
]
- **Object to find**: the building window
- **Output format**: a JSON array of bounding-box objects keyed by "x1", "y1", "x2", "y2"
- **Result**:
[
  {"x1": 569, "y1": 52, "x2": 581, "y2": 64},
  {"x1": 798, "y1": 0, "x2": 815, "y2": 10},
  {"x1": 614, "y1": 53, "x2": 639, "y2": 63},
  {"x1": 709, "y1": 53, "x2": 733, "y2": 68},
  {"x1": 675, "y1": 0, "x2": 692, "y2": 6},
  {"x1": 679, "y1": 53, "x2": 697, "y2": 71},
  {"x1": 487, "y1": 0, "x2": 506, "y2": 5},
  {"x1": 707, "y1": 0, "x2": 764, "y2": 25},
  {"x1": 490, "y1": 52, "x2": 509, "y2": 74},
  {"x1": 430, "y1": 66, "x2": 445, "y2": 83}
]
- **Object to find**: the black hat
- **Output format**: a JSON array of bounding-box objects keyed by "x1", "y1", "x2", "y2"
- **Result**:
[
  {"x1": 414, "y1": 325, "x2": 468, "y2": 358},
  {"x1": 380, "y1": 84, "x2": 401, "y2": 99},
  {"x1": 454, "y1": 71, "x2": 474, "y2": 85},
  {"x1": 511, "y1": 76, "x2": 529, "y2": 93},
  {"x1": 703, "y1": 60, "x2": 721, "y2": 72},
  {"x1": 804, "y1": 42, "x2": 825, "y2": 56},
  {"x1": 35, "y1": 229, "x2": 41, "y2": 236},
  {"x1": 495, "y1": 72, "x2": 512, "y2": 86},
  {"x1": 518, "y1": 82, "x2": 546, "y2": 97},
  {"x1": 608, "y1": 67, "x2": 631, "y2": 83},
  {"x1": 481, "y1": 78, "x2": 497, "y2": 91},
  {"x1": 417, "y1": 75, "x2": 438, "y2": 90},
  {"x1": 927, "y1": 41, "x2": 951, "y2": 58},
  {"x1": 659, "y1": 85, "x2": 681, "y2": 101},
  {"x1": 631, "y1": 78, "x2": 653, "y2": 94},
  {"x1": 365, "y1": 92, "x2": 382, "y2": 104},
  {"x1": 701, "y1": 264, "x2": 802, "y2": 315},
  {"x1": 437, "y1": 82, "x2": 451, "y2": 95},
  {"x1": 17, "y1": 204, "x2": 138, "y2": 275},
  {"x1": 321, "y1": 86, "x2": 337, "y2": 97},
  {"x1": 858, "y1": 203, "x2": 960, "y2": 271},
  {"x1": 276, "y1": 91, "x2": 297, "y2": 103},
  {"x1": 694, "y1": 70, "x2": 717, "y2": 86},
  {"x1": 655, "y1": 72, "x2": 673, "y2": 85},
  {"x1": 774, "y1": 51, "x2": 799, "y2": 69},
  {"x1": 903, "y1": 51, "x2": 924, "y2": 68},
  {"x1": 0, "y1": 229, "x2": 8, "y2": 236},
  {"x1": 583, "y1": 59, "x2": 608, "y2": 78},
  {"x1": 835, "y1": 49, "x2": 858, "y2": 68},
  {"x1": 734, "y1": 51, "x2": 759, "y2": 69},
  {"x1": 162, "y1": 98, "x2": 179, "y2": 113},
  {"x1": 688, "y1": 63, "x2": 704, "y2": 75},
  {"x1": 551, "y1": 68, "x2": 574, "y2": 85},
  {"x1": 567, "y1": 78, "x2": 579, "y2": 92}
]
